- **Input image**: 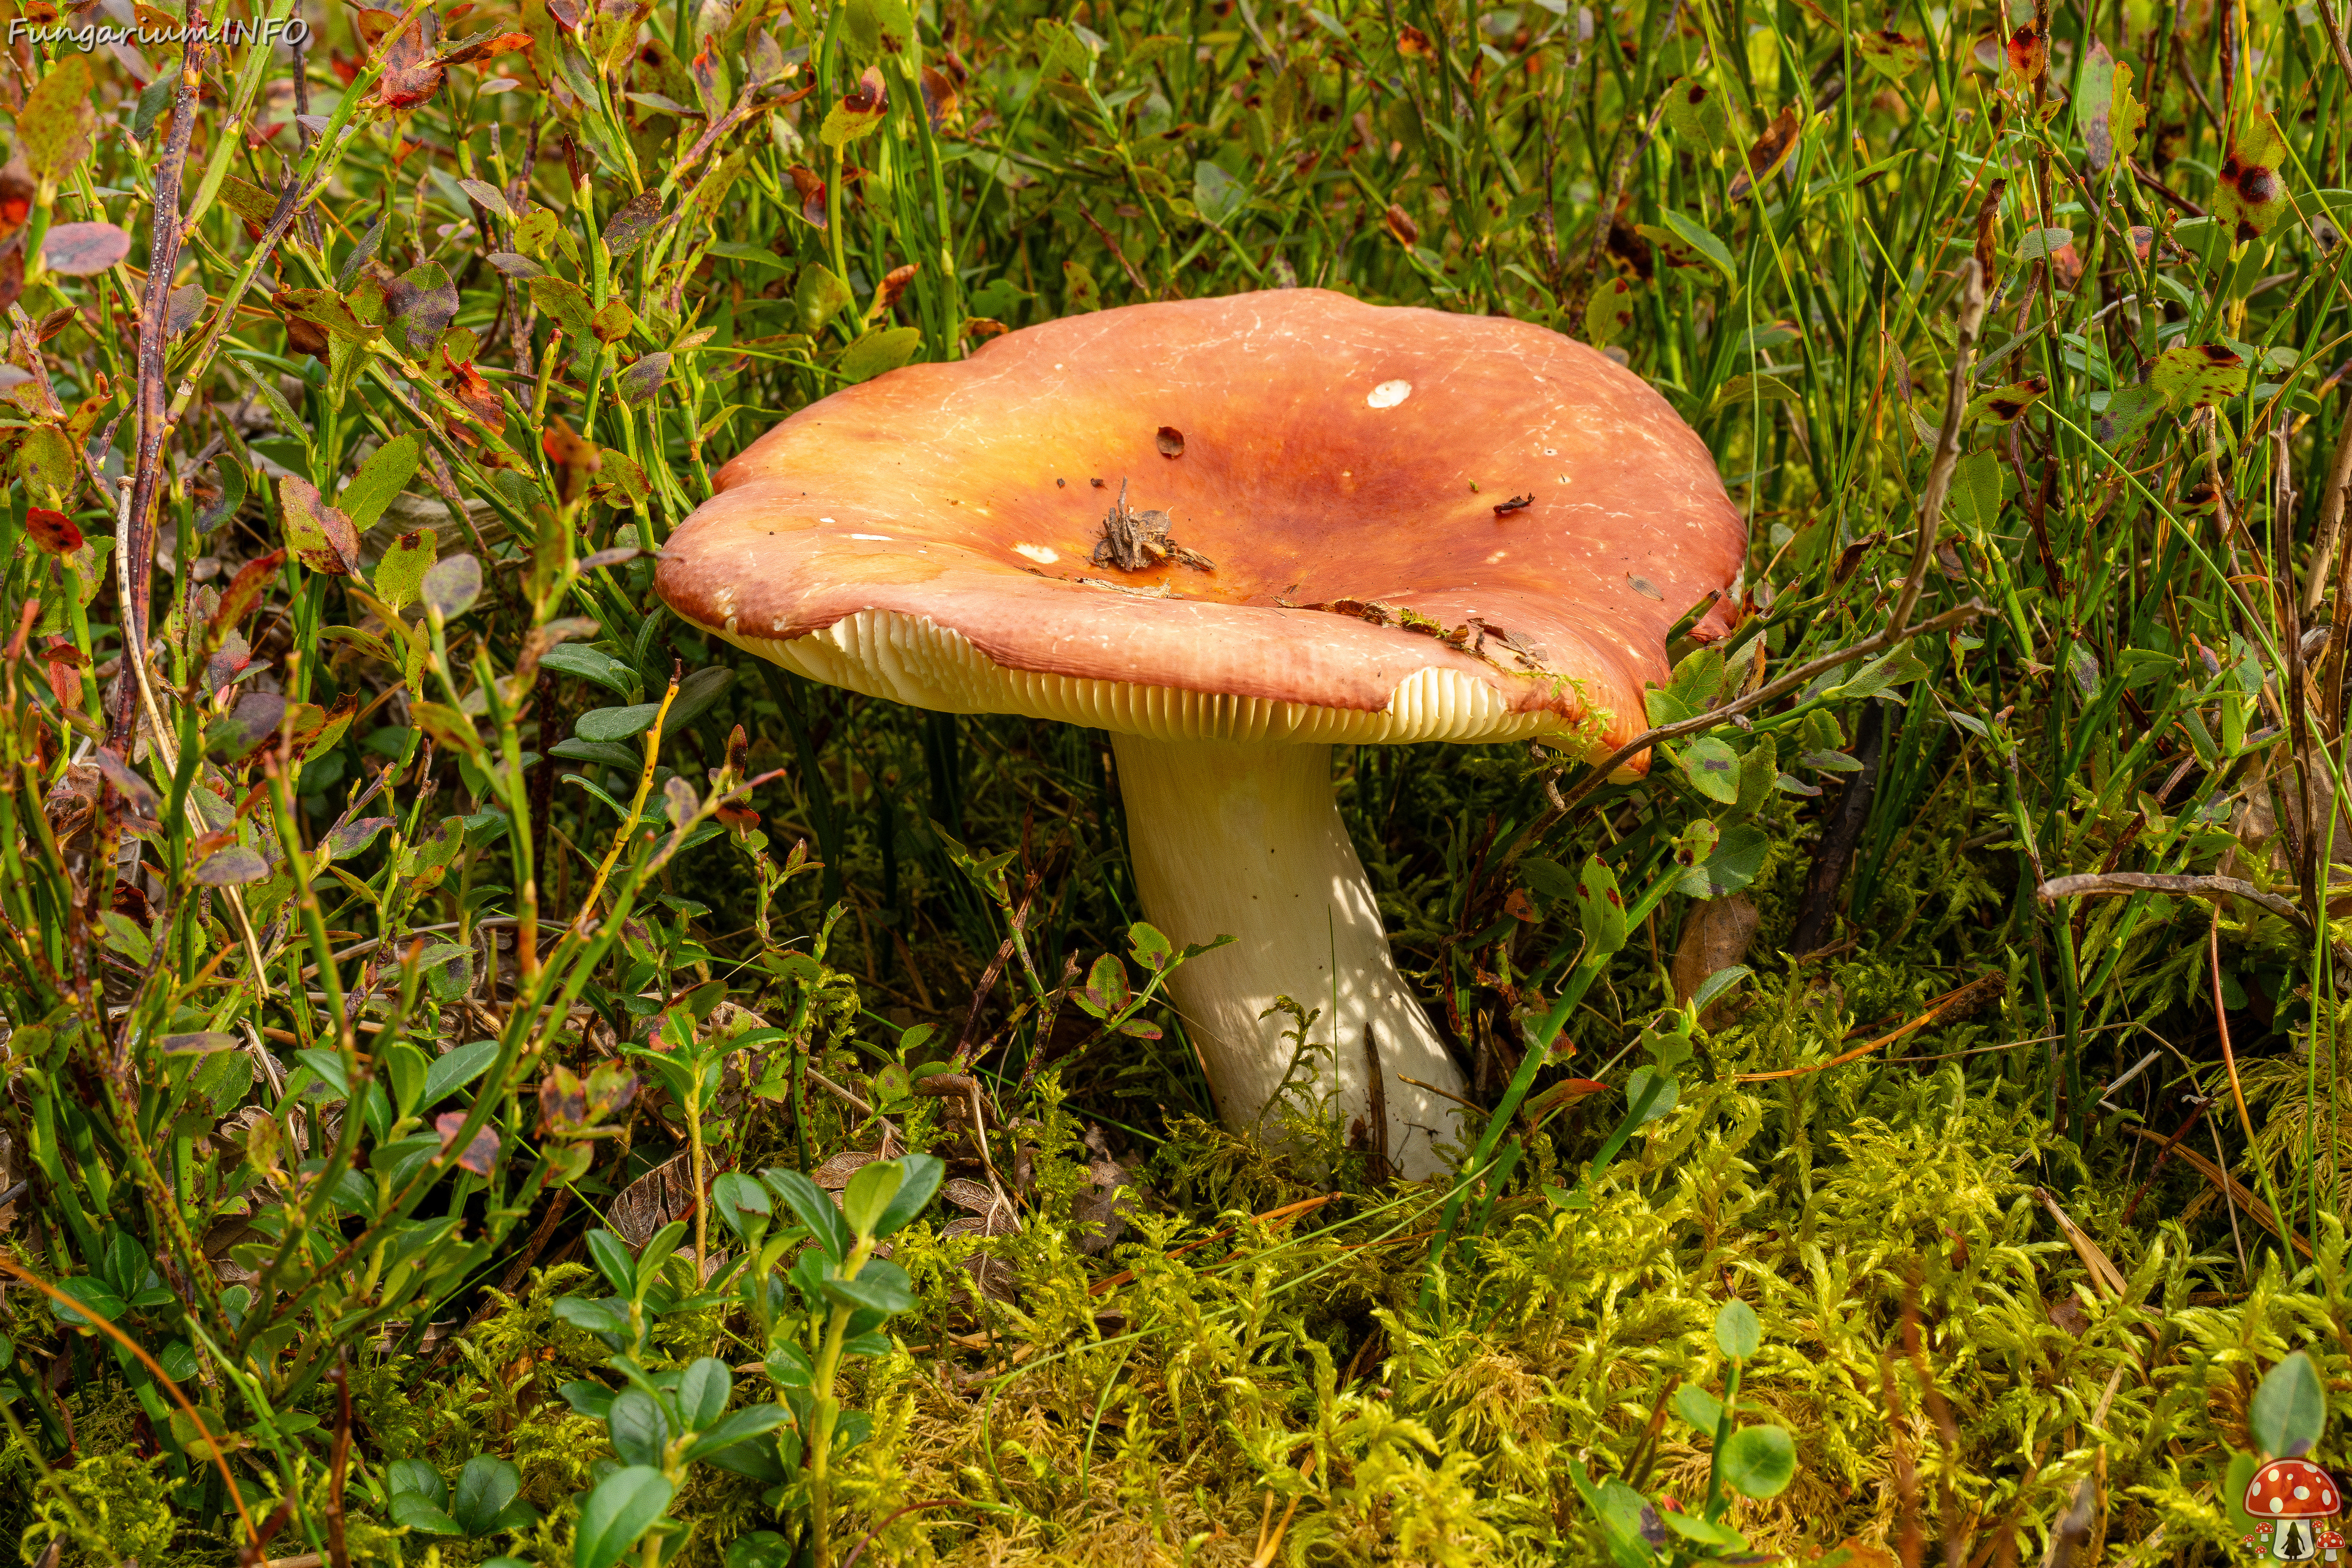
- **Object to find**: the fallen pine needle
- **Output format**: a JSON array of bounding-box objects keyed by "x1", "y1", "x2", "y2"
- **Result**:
[{"x1": 1734, "y1": 974, "x2": 2005, "y2": 1082}]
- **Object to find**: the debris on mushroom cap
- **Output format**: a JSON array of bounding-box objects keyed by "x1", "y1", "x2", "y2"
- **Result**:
[
  {"x1": 1093, "y1": 479, "x2": 1214, "y2": 574},
  {"x1": 655, "y1": 289, "x2": 1746, "y2": 766},
  {"x1": 2244, "y1": 1458, "x2": 2340, "y2": 1518}
]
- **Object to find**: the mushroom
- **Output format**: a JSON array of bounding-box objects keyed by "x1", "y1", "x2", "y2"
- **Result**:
[
  {"x1": 2244, "y1": 1457, "x2": 2340, "y2": 1560},
  {"x1": 656, "y1": 290, "x2": 1744, "y2": 1177},
  {"x1": 2320, "y1": 1525, "x2": 2345, "y2": 1562}
]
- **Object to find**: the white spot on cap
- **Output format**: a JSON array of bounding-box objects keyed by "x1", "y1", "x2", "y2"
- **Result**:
[
  {"x1": 850, "y1": 533, "x2": 891, "y2": 541},
  {"x1": 2274, "y1": 1499, "x2": 2287, "y2": 1513},
  {"x1": 1013, "y1": 543, "x2": 1059, "y2": 564},
  {"x1": 2298, "y1": 1488, "x2": 2312, "y2": 1501},
  {"x1": 1367, "y1": 380, "x2": 1412, "y2": 409},
  {"x1": 820, "y1": 517, "x2": 837, "y2": 524}
]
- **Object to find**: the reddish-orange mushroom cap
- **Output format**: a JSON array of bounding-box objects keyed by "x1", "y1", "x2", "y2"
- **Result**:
[
  {"x1": 655, "y1": 290, "x2": 1749, "y2": 1177},
  {"x1": 2245, "y1": 1458, "x2": 2341, "y2": 1520},
  {"x1": 655, "y1": 289, "x2": 1745, "y2": 764}
]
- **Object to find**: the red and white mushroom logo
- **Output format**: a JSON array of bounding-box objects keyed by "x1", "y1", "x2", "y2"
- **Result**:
[{"x1": 2244, "y1": 1458, "x2": 2341, "y2": 1561}]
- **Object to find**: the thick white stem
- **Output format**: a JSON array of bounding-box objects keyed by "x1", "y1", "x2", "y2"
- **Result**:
[{"x1": 1109, "y1": 734, "x2": 1470, "y2": 1178}]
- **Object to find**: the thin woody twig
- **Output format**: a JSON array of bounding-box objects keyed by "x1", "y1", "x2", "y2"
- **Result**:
[
  {"x1": 111, "y1": 0, "x2": 222, "y2": 750},
  {"x1": 1891, "y1": 260, "x2": 1990, "y2": 638},
  {"x1": 1517, "y1": 264, "x2": 1991, "y2": 839},
  {"x1": 1523, "y1": 598, "x2": 1987, "y2": 842},
  {"x1": 2038, "y1": 870, "x2": 2308, "y2": 929}
]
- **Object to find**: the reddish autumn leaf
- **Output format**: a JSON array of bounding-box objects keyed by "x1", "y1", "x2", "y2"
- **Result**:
[
  {"x1": 24, "y1": 507, "x2": 81, "y2": 552},
  {"x1": 1384, "y1": 204, "x2": 1420, "y2": 246},
  {"x1": 377, "y1": 60, "x2": 448, "y2": 108},
  {"x1": 208, "y1": 549, "x2": 285, "y2": 638},
  {"x1": 435, "y1": 1111, "x2": 500, "y2": 1175},
  {"x1": 0, "y1": 250, "x2": 21, "y2": 315},
  {"x1": 715, "y1": 801, "x2": 761, "y2": 835},
  {"x1": 1728, "y1": 107, "x2": 1801, "y2": 202},
  {"x1": 1503, "y1": 888, "x2": 1539, "y2": 921},
  {"x1": 0, "y1": 157, "x2": 31, "y2": 239},
  {"x1": 1524, "y1": 1078, "x2": 1612, "y2": 1118},
  {"x1": 840, "y1": 66, "x2": 885, "y2": 118},
  {"x1": 437, "y1": 28, "x2": 530, "y2": 66},
  {"x1": 40, "y1": 221, "x2": 130, "y2": 276},
  {"x1": 2048, "y1": 241, "x2": 2084, "y2": 290},
  {"x1": 282, "y1": 306, "x2": 332, "y2": 360},
  {"x1": 2005, "y1": 24, "x2": 2047, "y2": 81},
  {"x1": 42, "y1": 636, "x2": 82, "y2": 709},
  {"x1": 541, "y1": 417, "x2": 601, "y2": 503},
  {"x1": 790, "y1": 165, "x2": 828, "y2": 228},
  {"x1": 371, "y1": 11, "x2": 448, "y2": 108},
  {"x1": 110, "y1": 876, "x2": 152, "y2": 928},
  {"x1": 545, "y1": 0, "x2": 584, "y2": 28},
  {"x1": 692, "y1": 45, "x2": 724, "y2": 116},
  {"x1": 1396, "y1": 23, "x2": 1434, "y2": 55},
  {"x1": 538, "y1": 1065, "x2": 590, "y2": 1136},
  {"x1": 919, "y1": 65, "x2": 959, "y2": 129},
  {"x1": 444, "y1": 349, "x2": 504, "y2": 431},
  {"x1": 875, "y1": 263, "x2": 919, "y2": 313}
]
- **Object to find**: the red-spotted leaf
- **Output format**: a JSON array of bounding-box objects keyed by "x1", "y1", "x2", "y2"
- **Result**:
[
  {"x1": 18, "y1": 59, "x2": 95, "y2": 183},
  {"x1": 24, "y1": 507, "x2": 81, "y2": 552},
  {"x1": 279, "y1": 477, "x2": 361, "y2": 576},
  {"x1": 2004, "y1": 24, "x2": 2047, "y2": 82},
  {"x1": 1583, "y1": 275, "x2": 1636, "y2": 348},
  {"x1": 602, "y1": 189, "x2": 665, "y2": 262},
  {"x1": 617, "y1": 352, "x2": 671, "y2": 407},
  {"x1": 819, "y1": 67, "x2": 888, "y2": 149},
  {"x1": 2215, "y1": 111, "x2": 2289, "y2": 241},
  {"x1": 41, "y1": 221, "x2": 130, "y2": 275},
  {"x1": 2149, "y1": 344, "x2": 2248, "y2": 410},
  {"x1": 1964, "y1": 375, "x2": 2049, "y2": 423},
  {"x1": 387, "y1": 262, "x2": 459, "y2": 353}
]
